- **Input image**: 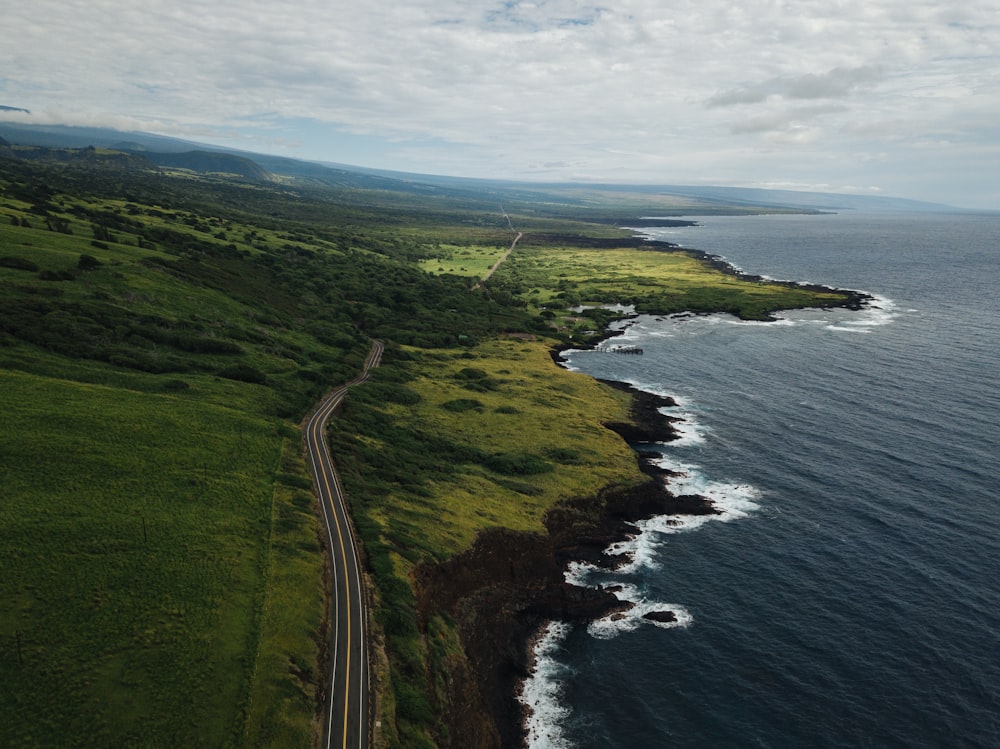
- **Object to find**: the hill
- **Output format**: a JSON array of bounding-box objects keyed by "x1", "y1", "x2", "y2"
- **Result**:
[
  {"x1": 131, "y1": 149, "x2": 273, "y2": 181},
  {"x1": 0, "y1": 121, "x2": 956, "y2": 214}
]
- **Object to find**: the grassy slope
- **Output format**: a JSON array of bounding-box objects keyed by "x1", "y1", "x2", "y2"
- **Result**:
[
  {"x1": 0, "y1": 161, "x2": 373, "y2": 747},
  {"x1": 328, "y1": 339, "x2": 648, "y2": 747},
  {"x1": 1, "y1": 368, "x2": 281, "y2": 746},
  {"x1": 1, "y1": 153, "x2": 859, "y2": 748},
  {"x1": 336, "y1": 338, "x2": 643, "y2": 557}
]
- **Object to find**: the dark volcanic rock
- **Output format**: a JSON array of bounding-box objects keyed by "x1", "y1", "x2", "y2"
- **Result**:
[
  {"x1": 643, "y1": 609, "x2": 678, "y2": 624},
  {"x1": 414, "y1": 521, "x2": 632, "y2": 749},
  {"x1": 415, "y1": 362, "x2": 719, "y2": 748},
  {"x1": 415, "y1": 476, "x2": 718, "y2": 747}
]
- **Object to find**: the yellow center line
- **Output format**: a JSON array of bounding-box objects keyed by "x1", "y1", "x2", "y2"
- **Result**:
[
  {"x1": 314, "y1": 390, "x2": 354, "y2": 749},
  {"x1": 313, "y1": 396, "x2": 351, "y2": 749},
  {"x1": 311, "y1": 342, "x2": 382, "y2": 749},
  {"x1": 332, "y1": 467, "x2": 352, "y2": 749}
]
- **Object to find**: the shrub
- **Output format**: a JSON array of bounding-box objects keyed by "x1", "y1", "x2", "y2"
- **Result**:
[
  {"x1": 38, "y1": 269, "x2": 76, "y2": 281},
  {"x1": 494, "y1": 478, "x2": 545, "y2": 495},
  {"x1": 456, "y1": 367, "x2": 489, "y2": 380},
  {"x1": 217, "y1": 364, "x2": 267, "y2": 384},
  {"x1": 0, "y1": 256, "x2": 39, "y2": 272},
  {"x1": 77, "y1": 254, "x2": 102, "y2": 271},
  {"x1": 546, "y1": 447, "x2": 583, "y2": 464},
  {"x1": 483, "y1": 452, "x2": 553, "y2": 476},
  {"x1": 440, "y1": 398, "x2": 484, "y2": 412}
]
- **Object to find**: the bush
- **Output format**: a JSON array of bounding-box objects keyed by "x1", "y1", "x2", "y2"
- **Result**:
[
  {"x1": 0, "y1": 256, "x2": 39, "y2": 272},
  {"x1": 456, "y1": 367, "x2": 489, "y2": 380},
  {"x1": 77, "y1": 254, "x2": 102, "y2": 271},
  {"x1": 440, "y1": 398, "x2": 484, "y2": 412},
  {"x1": 217, "y1": 364, "x2": 267, "y2": 384},
  {"x1": 546, "y1": 447, "x2": 583, "y2": 464},
  {"x1": 483, "y1": 452, "x2": 553, "y2": 476},
  {"x1": 494, "y1": 478, "x2": 545, "y2": 495},
  {"x1": 38, "y1": 269, "x2": 76, "y2": 281},
  {"x1": 366, "y1": 382, "x2": 422, "y2": 405}
]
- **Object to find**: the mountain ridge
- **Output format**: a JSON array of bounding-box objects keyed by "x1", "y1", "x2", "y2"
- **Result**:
[{"x1": 0, "y1": 121, "x2": 959, "y2": 213}]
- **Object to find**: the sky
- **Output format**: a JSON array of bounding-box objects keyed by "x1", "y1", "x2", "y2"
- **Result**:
[{"x1": 2, "y1": 0, "x2": 999, "y2": 208}]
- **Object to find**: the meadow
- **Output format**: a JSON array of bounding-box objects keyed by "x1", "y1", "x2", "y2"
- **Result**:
[
  {"x1": 491, "y1": 241, "x2": 852, "y2": 321},
  {"x1": 0, "y1": 368, "x2": 283, "y2": 745},
  {"x1": 418, "y1": 243, "x2": 511, "y2": 280}
]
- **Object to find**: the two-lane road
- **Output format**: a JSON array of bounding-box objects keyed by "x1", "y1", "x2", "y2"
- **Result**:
[{"x1": 305, "y1": 341, "x2": 383, "y2": 749}]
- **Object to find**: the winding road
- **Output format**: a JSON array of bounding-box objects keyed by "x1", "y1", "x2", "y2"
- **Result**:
[{"x1": 305, "y1": 340, "x2": 383, "y2": 749}]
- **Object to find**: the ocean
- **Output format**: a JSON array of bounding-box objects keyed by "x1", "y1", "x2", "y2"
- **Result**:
[{"x1": 520, "y1": 211, "x2": 1000, "y2": 748}]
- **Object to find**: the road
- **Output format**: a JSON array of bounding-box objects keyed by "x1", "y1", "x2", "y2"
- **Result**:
[
  {"x1": 480, "y1": 230, "x2": 522, "y2": 284},
  {"x1": 474, "y1": 208, "x2": 521, "y2": 289},
  {"x1": 305, "y1": 340, "x2": 383, "y2": 749}
]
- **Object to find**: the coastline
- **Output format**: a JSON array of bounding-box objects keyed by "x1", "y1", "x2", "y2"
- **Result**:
[
  {"x1": 676, "y1": 245, "x2": 872, "y2": 313},
  {"x1": 413, "y1": 365, "x2": 716, "y2": 748},
  {"x1": 416, "y1": 244, "x2": 873, "y2": 748}
]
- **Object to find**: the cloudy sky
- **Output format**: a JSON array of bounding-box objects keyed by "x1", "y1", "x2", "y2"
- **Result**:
[{"x1": 3, "y1": 0, "x2": 999, "y2": 207}]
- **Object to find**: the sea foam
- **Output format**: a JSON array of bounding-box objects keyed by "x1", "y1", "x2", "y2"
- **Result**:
[
  {"x1": 564, "y1": 451, "x2": 760, "y2": 628},
  {"x1": 530, "y1": 337, "x2": 762, "y2": 743},
  {"x1": 519, "y1": 622, "x2": 575, "y2": 749}
]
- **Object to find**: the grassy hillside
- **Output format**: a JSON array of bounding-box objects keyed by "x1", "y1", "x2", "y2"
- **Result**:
[
  {"x1": 0, "y1": 157, "x2": 370, "y2": 747},
  {"x1": 0, "y1": 150, "x2": 859, "y2": 747}
]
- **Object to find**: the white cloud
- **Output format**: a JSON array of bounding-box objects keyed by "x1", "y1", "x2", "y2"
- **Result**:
[{"x1": 2, "y1": 0, "x2": 999, "y2": 206}]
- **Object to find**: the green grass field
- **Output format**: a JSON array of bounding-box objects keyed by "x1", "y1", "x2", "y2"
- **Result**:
[
  {"x1": 417, "y1": 243, "x2": 511, "y2": 280},
  {"x1": 362, "y1": 337, "x2": 643, "y2": 557},
  {"x1": 0, "y1": 369, "x2": 282, "y2": 746},
  {"x1": 492, "y1": 241, "x2": 852, "y2": 320},
  {"x1": 0, "y1": 162, "x2": 369, "y2": 747}
]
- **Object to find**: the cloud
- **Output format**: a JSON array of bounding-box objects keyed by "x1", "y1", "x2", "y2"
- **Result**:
[
  {"x1": 728, "y1": 104, "x2": 849, "y2": 134},
  {"x1": 706, "y1": 66, "x2": 886, "y2": 107},
  {"x1": 1, "y1": 0, "x2": 999, "y2": 206}
]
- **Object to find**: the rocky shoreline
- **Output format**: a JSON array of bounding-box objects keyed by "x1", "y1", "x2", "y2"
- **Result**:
[
  {"x1": 413, "y1": 246, "x2": 872, "y2": 748},
  {"x1": 413, "y1": 373, "x2": 716, "y2": 748}
]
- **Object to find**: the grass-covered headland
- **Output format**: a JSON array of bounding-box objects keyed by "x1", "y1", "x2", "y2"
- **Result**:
[{"x1": 0, "y1": 146, "x2": 860, "y2": 748}]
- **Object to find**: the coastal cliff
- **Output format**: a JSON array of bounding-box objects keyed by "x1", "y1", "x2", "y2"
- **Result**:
[
  {"x1": 402, "y1": 238, "x2": 874, "y2": 746},
  {"x1": 413, "y1": 384, "x2": 716, "y2": 748}
]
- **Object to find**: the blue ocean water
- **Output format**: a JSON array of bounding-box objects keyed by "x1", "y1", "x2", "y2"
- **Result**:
[{"x1": 521, "y1": 211, "x2": 1000, "y2": 748}]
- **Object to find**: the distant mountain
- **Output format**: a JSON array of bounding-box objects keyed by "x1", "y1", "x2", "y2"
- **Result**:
[
  {"x1": 0, "y1": 121, "x2": 959, "y2": 213},
  {"x1": 602, "y1": 183, "x2": 955, "y2": 213},
  {"x1": 0, "y1": 143, "x2": 155, "y2": 170},
  {"x1": 0, "y1": 123, "x2": 207, "y2": 153},
  {"x1": 0, "y1": 105, "x2": 31, "y2": 114},
  {"x1": 135, "y1": 150, "x2": 272, "y2": 181}
]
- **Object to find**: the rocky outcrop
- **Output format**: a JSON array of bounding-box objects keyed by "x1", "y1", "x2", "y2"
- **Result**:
[
  {"x1": 643, "y1": 610, "x2": 678, "y2": 624},
  {"x1": 415, "y1": 479, "x2": 718, "y2": 748}
]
